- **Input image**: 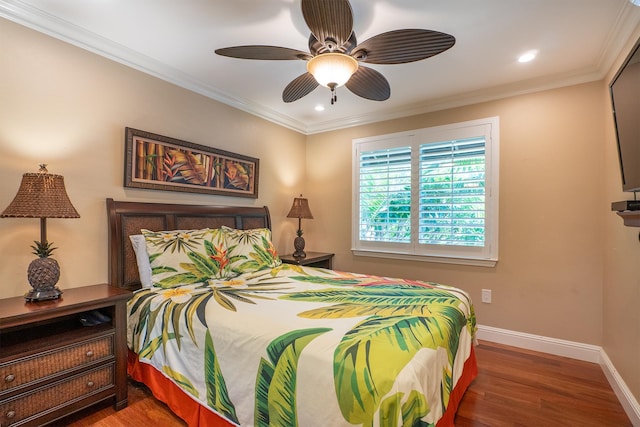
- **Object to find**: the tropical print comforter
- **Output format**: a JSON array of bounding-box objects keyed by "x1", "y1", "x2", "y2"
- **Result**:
[{"x1": 127, "y1": 264, "x2": 477, "y2": 427}]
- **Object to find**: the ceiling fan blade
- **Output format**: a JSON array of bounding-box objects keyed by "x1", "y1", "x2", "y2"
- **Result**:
[
  {"x1": 215, "y1": 45, "x2": 311, "y2": 61},
  {"x1": 345, "y1": 66, "x2": 390, "y2": 101},
  {"x1": 301, "y1": 0, "x2": 353, "y2": 50},
  {"x1": 352, "y1": 29, "x2": 455, "y2": 64},
  {"x1": 282, "y1": 73, "x2": 319, "y2": 103}
]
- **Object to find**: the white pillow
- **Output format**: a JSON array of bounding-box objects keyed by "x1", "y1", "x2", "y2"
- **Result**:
[{"x1": 129, "y1": 234, "x2": 153, "y2": 288}]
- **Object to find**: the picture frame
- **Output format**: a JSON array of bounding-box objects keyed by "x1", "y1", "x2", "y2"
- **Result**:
[{"x1": 124, "y1": 127, "x2": 259, "y2": 198}]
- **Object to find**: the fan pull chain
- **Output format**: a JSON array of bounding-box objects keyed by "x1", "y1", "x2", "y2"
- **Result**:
[{"x1": 330, "y1": 86, "x2": 337, "y2": 105}]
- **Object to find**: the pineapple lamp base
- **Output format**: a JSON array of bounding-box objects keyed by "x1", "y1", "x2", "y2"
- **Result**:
[
  {"x1": 25, "y1": 287, "x2": 63, "y2": 302},
  {"x1": 292, "y1": 235, "x2": 307, "y2": 259}
]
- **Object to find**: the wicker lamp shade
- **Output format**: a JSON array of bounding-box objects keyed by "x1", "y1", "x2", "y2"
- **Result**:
[
  {"x1": 1, "y1": 165, "x2": 80, "y2": 219},
  {"x1": 287, "y1": 195, "x2": 313, "y2": 258},
  {"x1": 286, "y1": 195, "x2": 314, "y2": 220}
]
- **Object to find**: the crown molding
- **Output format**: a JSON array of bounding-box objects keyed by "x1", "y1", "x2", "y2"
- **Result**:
[
  {"x1": 3, "y1": 0, "x2": 639, "y2": 136},
  {"x1": 0, "y1": 0, "x2": 309, "y2": 134},
  {"x1": 304, "y1": 69, "x2": 604, "y2": 134}
]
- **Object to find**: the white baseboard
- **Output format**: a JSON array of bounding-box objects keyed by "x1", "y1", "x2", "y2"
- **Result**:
[
  {"x1": 477, "y1": 324, "x2": 640, "y2": 426},
  {"x1": 476, "y1": 324, "x2": 602, "y2": 362},
  {"x1": 600, "y1": 349, "x2": 640, "y2": 426}
]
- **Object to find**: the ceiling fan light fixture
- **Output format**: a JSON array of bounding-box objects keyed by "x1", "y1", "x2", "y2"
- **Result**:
[{"x1": 307, "y1": 53, "x2": 358, "y2": 88}]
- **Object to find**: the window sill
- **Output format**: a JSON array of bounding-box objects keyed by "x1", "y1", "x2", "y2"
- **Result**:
[{"x1": 352, "y1": 249, "x2": 497, "y2": 267}]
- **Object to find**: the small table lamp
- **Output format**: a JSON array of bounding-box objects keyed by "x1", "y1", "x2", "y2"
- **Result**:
[
  {"x1": 1, "y1": 164, "x2": 80, "y2": 301},
  {"x1": 286, "y1": 194, "x2": 314, "y2": 258}
]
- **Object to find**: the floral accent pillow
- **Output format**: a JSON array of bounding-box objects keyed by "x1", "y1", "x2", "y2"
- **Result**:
[
  {"x1": 141, "y1": 228, "x2": 230, "y2": 288},
  {"x1": 221, "y1": 226, "x2": 281, "y2": 276}
]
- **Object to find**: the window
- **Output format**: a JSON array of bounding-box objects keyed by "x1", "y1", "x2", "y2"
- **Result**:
[{"x1": 352, "y1": 117, "x2": 499, "y2": 266}]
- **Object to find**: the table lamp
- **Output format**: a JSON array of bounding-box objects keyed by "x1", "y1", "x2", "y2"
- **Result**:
[
  {"x1": 1, "y1": 164, "x2": 80, "y2": 301},
  {"x1": 286, "y1": 194, "x2": 314, "y2": 258}
]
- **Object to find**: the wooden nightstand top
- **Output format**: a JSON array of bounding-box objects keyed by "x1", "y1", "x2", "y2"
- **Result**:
[
  {"x1": 0, "y1": 284, "x2": 131, "y2": 329},
  {"x1": 280, "y1": 252, "x2": 334, "y2": 268}
]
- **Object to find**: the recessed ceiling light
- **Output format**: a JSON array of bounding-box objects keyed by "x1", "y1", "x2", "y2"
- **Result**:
[
  {"x1": 314, "y1": 105, "x2": 325, "y2": 112},
  {"x1": 518, "y1": 50, "x2": 538, "y2": 63}
]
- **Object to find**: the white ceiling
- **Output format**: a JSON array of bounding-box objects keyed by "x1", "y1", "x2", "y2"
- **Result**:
[{"x1": 2, "y1": 0, "x2": 640, "y2": 134}]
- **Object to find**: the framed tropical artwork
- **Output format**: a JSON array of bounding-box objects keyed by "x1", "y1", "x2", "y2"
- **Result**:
[{"x1": 124, "y1": 127, "x2": 259, "y2": 198}]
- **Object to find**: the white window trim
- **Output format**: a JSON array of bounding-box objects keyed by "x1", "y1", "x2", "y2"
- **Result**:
[{"x1": 352, "y1": 117, "x2": 500, "y2": 267}]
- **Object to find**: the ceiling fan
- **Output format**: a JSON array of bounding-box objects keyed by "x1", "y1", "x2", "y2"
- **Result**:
[{"x1": 215, "y1": 0, "x2": 455, "y2": 105}]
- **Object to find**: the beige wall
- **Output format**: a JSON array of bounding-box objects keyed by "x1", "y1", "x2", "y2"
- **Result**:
[
  {"x1": 0, "y1": 18, "x2": 306, "y2": 298},
  {"x1": 305, "y1": 82, "x2": 605, "y2": 346},
  {"x1": 602, "y1": 28, "x2": 640, "y2": 404}
]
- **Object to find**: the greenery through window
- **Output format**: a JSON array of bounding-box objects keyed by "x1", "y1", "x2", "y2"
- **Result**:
[
  {"x1": 419, "y1": 138, "x2": 486, "y2": 246},
  {"x1": 352, "y1": 118, "x2": 499, "y2": 266},
  {"x1": 359, "y1": 146, "x2": 411, "y2": 243}
]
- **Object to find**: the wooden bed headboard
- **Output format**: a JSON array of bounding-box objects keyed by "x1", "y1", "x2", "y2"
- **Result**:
[{"x1": 106, "y1": 198, "x2": 271, "y2": 290}]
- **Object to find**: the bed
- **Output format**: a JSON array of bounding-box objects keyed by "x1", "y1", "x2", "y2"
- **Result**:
[{"x1": 107, "y1": 198, "x2": 478, "y2": 427}]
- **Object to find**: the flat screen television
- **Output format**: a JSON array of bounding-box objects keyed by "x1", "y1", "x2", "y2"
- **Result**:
[{"x1": 610, "y1": 36, "x2": 640, "y2": 203}]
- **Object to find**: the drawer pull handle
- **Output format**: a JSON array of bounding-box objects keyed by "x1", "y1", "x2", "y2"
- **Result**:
[
  {"x1": 6, "y1": 410, "x2": 16, "y2": 419},
  {"x1": 4, "y1": 374, "x2": 15, "y2": 383},
  {"x1": 86, "y1": 350, "x2": 94, "y2": 357},
  {"x1": 87, "y1": 381, "x2": 95, "y2": 388}
]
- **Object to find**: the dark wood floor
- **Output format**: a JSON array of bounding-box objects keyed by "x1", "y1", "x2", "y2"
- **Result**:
[
  {"x1": 455, "y1": 341, "x2": 631, "y2": 427},
  {"x1": 62, "y1": 341, "x2": 631, "y2": 426}
]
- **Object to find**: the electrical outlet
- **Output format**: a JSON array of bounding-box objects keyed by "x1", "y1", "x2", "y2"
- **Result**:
[{"x1": 481, "y1": 289, "x2": 492, "y2": 303}]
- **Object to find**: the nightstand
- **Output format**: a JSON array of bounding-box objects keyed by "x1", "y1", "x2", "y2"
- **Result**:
[
  {"x1": 280, "y1": 252, "x2": 335, "y2": 269},
  {"x1": 0, "y1": 284, "x2": 131, "y2": 426}
]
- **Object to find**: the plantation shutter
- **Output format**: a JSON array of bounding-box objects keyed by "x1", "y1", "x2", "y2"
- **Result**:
[
  {"x1": 358, "y1": 146, "x2": 412, "y2": 243},
  {"x1": 418, "y1": 137, "x2": 486, "y2": 246},
  {"x1": 352, "y1": 117, "x2": 498, "y2": 266}
]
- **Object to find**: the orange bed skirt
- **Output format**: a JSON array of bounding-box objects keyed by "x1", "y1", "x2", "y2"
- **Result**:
[
  {"x1": 128, "y1": 350, "x2": 231, "y2": 426},
  {"x1": 128, "y1": 345, "x2": 478, "y2": 427},
  {"x1": 437, "y1": 344, "x2": 478, "y2": 427}
]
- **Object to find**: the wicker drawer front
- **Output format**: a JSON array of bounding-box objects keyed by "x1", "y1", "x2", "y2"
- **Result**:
[
  {"x1": 0, "y1": 335, "x2": 113, "y2": 393},
  {"x1": 0, "y1": 364, "x2": 113, "y2": 426}
]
